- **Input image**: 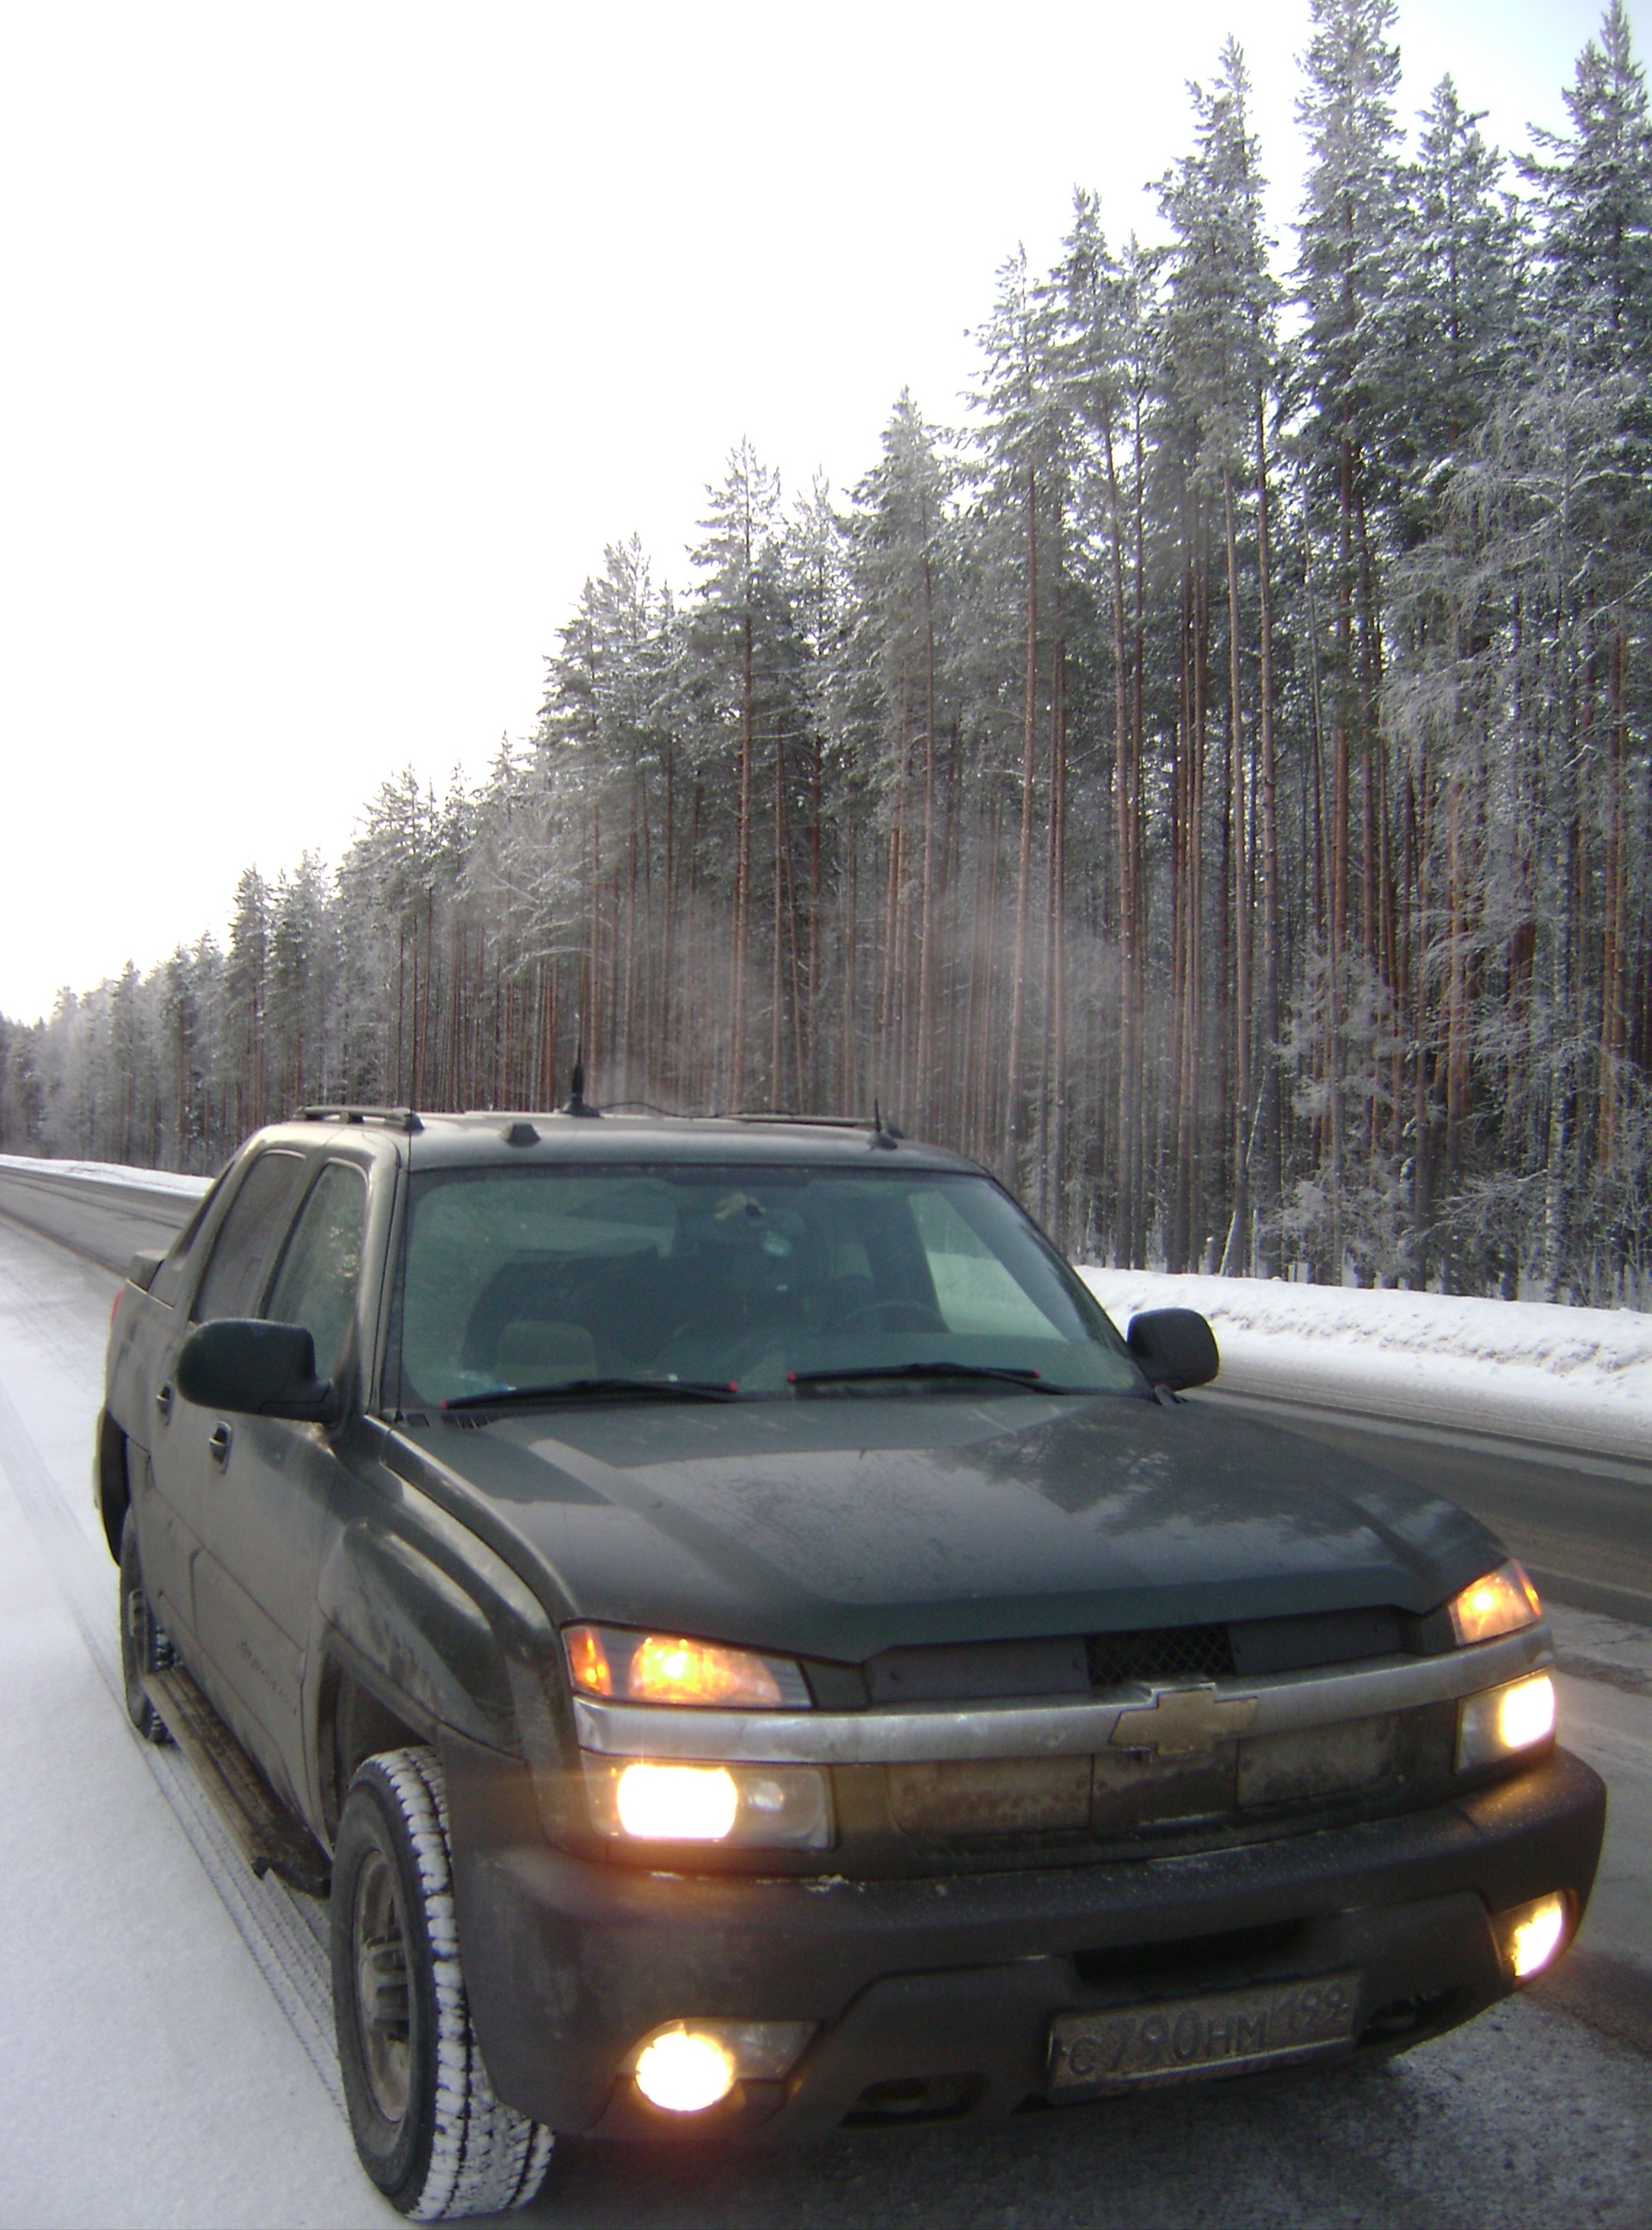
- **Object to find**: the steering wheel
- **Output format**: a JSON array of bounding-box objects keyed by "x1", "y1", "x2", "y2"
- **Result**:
[{"x1": 833, "y1": 1300, "x2": 949, "y2": 1335}]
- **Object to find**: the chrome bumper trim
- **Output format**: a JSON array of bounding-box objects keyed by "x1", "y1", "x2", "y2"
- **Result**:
[{"x1": 571, "y1": 1624, "x2": 1553, "y2": 1764}]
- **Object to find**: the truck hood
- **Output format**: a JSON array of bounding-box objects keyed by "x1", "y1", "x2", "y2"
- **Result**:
[{"x1": 406, "y1": 1390, "x2": 1507, "y2": 1662}]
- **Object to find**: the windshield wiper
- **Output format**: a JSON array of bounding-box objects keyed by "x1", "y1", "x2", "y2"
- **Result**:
[
  {"x1": 441, "y1": 1375, "x2": 742, "y2": 1412},
  {"x1": 787, "y1": 1361, "x2": 1087, "y2": 1394}
]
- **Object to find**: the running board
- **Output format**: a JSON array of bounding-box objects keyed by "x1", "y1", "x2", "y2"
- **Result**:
[{"x1": 143, "y1": 1665, "x2": 330, "y2": 1898}]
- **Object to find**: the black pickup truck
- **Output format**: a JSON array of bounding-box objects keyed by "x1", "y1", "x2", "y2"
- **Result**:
[{"x1": 98, "y1": 1106, "x2": 1605, "y2": 2219}]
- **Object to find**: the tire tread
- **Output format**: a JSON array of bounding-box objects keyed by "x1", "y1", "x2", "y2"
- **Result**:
[{"x1": 349, "y1": 1747, "x2": 553, "y2": 2220}]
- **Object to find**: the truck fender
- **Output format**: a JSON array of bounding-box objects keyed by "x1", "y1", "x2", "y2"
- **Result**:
[
  {"x1": 95, "y1": 1408, "x2": 129, "y2": 1561},
  {"x1": 317, "y1": 1523, "x2": 520, "y2": 1755}
]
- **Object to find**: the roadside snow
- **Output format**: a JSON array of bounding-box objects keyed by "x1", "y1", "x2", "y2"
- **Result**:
[
  {"x1": 0, "y1": 1151, "x2": 213, "y2": 1199},
  {"x1": 1082, "y1": 1268, "x2": 1652, "y2": 1465}
]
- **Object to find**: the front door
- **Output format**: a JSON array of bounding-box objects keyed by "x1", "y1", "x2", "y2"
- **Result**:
[
  {"x1": 145, "y1": 1148, "x2": 309, "y2": 1668},
  {"x1": 188, "y1": 1158, "x2": 369, "y2": 1810}
]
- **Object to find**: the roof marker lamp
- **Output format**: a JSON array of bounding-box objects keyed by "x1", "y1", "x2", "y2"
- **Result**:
[
  {"x1": 1456, "y1": 1671, "x2": 1556, "y2": 1772},
  {"x1": 1492, "y1": 1892, "x2": 1570, "y2": 1983},
  {"x1": 1448, "y1": 1562, "x2": 1543, "y2": 1646}
]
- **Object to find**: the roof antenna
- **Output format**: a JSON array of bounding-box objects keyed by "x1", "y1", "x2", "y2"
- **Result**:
[
  {"x1": 871, "y1": 1096, "x2": 897, "y2": 1150},
  {"x1": 565, "y1": 1041, "x2": 601, "y2": 1118}
]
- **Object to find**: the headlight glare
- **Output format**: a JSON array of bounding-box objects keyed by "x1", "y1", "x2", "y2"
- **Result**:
[
  {"x1": 586, "y1": 1757, "x2": 834, "y2": 1849},
  {"x1": 564, "y1": 1622, "x2": 811, "y2": 1708},
  {"x1": 1493, "y1": 1891, "x2": 1569, "y2": 1981},
  {"x1": 616, "y1": 1762, "x2": 739, "y2": 1841},
  {"x1": 633, "y1": 2028, "x2": 738, "y2": 2112},
  {"x1": 1456, "y1": 1671, "x2": 1556, "y2": 1771},
  {"x1": 1448, "y1": 1561, "x2": 1542, "y2": 1646},
  {"x1": 627, "y1": 2019, "x2": 815, "y2": 2111}
]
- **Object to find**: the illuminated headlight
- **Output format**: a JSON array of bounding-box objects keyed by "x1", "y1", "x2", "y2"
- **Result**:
[
  {"x1": 1492, "y1": 1891, "x2": 1570, "y2": 1982},
  {"x1": 565, "y1": 1622, "x2": 811, "y2": 1708},
  {"x1": 584, "y1": 1757, "x2": 834, "y2": 1849},
  {"x1": 627, "y1": 2019, "x2": 814, "y2": 2112},
  {"x1": 1456, "y1": 1671, "x2": 1556, "y2": 1771},
  {"x1": 1447, "y1": 1561, "x2": 1543, "y2": 1646}
]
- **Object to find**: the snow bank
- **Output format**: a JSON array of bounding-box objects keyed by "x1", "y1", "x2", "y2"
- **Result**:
[
  {"x1": 0, "y1": 1152, "x2": 213, "y2": 1199},
  {"x1": 1080, "y1": 1266, "x2": 1652, "y2": 1467}
]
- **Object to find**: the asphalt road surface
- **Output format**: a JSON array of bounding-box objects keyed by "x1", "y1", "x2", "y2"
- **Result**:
[
  {"x1": 1, "y1": 1164, "x2": 1649, "y2": 2229},
  {"x1": 0, "y1": 1157, "x2": 204, "y2": 1273},
  {"x1": 1203, "y1": 1387, "x2": 1652, "y2": 1632}
]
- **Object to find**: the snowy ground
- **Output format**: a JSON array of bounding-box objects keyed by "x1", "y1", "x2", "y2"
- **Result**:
[
  {"x1": 0, "y1": 1220, "x2": 393, "y2": 2228},
  {"x1": 2, "y1": 1202, "x2": 1651, "y2": 2226},
  {"x1": 1083, "y1": 1266, "x2": 1652, "y2": 1465}
]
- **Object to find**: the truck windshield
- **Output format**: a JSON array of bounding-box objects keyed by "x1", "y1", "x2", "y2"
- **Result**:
[{"x1": 393, "y1": 1164, "x2": 1142, "y2": 1409}]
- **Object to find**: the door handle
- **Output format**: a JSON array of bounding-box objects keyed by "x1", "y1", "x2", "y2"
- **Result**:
[
  {"x1": 208, "y1": 1421, "x2": 233, "y2": 1469},
  {"x1": 155, "y1": 1383, "x2": 174, "y2": 1425}
]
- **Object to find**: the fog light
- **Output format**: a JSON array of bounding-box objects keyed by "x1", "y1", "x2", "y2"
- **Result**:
[
  {"x1": 1494, "y1": 1892, "x2": 1569, "y2": 1981},
  {"x1": 615, "y1": 1762, "x2": 739, "y2": 1841},
  {"x1": 1456, "y1": 1672, "x2": 1556, "y2": 1771},
  {"x1": 626, "y1": 2017, "x2": 814, "y2": 2110},
  {"x1": 633, "y1": 2028, "x2": 738, "y2": 2112}
]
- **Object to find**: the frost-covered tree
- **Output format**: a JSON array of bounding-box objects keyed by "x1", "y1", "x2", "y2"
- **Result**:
[{"x1": 5, "y1": 8, "x2": 1648, "y2": 1306}]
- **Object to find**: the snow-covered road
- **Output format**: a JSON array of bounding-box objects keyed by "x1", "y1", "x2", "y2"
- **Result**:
[
  {"x1": 0, "y1": 1221, "x2": 393, "y2": 2228},
  {"x1": 2, "y1": 1212, "x2": 1651, "y2": 2228}
]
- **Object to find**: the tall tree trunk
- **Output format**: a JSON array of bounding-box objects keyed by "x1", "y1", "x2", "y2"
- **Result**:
[
  {"x1": 915, "y1": 503, "x2": 939, "y2": 1131},
  {"x1": 1253, "y1": 396, "x2": 1282, "y2": 1265},
  {"x1": 1005, "y1": 465, "x2": 1039, "y2": 1182},
  {"x1": 1218, "y1": 464, "x2": 1252, "y2": 1274},
  {"x1": 731, "y1": 604, "x2": 755, "y2": 1107}
]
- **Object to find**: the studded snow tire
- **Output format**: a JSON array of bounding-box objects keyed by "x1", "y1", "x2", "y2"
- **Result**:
[{"x1": 330, "y1": 1745, "x2": 553, "y2": 2219}]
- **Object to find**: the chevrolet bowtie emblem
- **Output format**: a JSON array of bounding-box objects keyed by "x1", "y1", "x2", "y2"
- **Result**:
[{"x1": 1108, "y1": 1683, "x2": 1257, "y2": 1760}]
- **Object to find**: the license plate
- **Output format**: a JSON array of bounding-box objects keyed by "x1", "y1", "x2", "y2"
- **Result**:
[{"x1": 1049, "y1": 1971, "x2": 1361, "y2": 2093}]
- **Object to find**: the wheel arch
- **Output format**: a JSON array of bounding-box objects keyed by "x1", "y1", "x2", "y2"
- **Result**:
[
  {"x1": 312, "y1": 1505, "x2": 578, "y2": 1849},
  {"x1": 96, "y1": 1406, "x2": 131, "y2": 1562}
]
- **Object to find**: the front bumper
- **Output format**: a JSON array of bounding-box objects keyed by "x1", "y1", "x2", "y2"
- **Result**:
[{"x1": 443, "y1": 1735, "x2": 1605, "y2": 2141}]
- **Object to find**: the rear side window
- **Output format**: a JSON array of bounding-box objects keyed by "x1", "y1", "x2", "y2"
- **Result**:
[
  {"x1": 263, "y1": 1163, "x2": 368, "y2": 1375},
  {"x1": 191, "y1": 1151, "x2": 308, "y2": 1322}
]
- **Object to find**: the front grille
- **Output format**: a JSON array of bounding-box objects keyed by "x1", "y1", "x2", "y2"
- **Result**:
[
  {"x1": 1088, "y1": 1624, "x2": 1236, "y2": 1689},
  {"x1": 862, "y1": 1609, "x2": 1409, "y2": 1710}
]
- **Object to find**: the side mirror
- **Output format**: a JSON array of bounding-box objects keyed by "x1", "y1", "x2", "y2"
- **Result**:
[
  {"x1": 176, "y1": 1319, "x2": 341, "y2": 1424},
  {"x1": 1127, "y1": 1307, "x2": 1219, "y2": 1393}
]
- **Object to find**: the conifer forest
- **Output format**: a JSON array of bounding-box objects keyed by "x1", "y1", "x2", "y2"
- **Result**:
[{"x1": 5, "y1": 1, "x2": 1650, "y2": 1303}]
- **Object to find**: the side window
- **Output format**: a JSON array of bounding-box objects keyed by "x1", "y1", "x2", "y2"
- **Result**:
[
  {"x1": 148, "y1": 1165, "x2": 231, "y2": 1308},
  {"x1": 191, "y1": 1152, "x2": 309, "y2": 1323},
  {"x1": 263, "y1": 1164, "x2": 369, "y2": 1376}
]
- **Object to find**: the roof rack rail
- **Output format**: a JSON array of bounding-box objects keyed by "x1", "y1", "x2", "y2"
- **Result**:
[
  {"x1": 720, "y1": 1111, "x2": 903, "y2": 1137},
  {"x1": 293, "y1": 1104, "x2": 424, "y2": 1134}
]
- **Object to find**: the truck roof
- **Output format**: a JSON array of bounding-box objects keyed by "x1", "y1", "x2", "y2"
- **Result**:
[{"x1": 260, "y1": 1107, "x2": 986, "y2": 1176}]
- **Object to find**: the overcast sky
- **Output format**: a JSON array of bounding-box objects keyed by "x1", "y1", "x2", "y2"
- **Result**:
[{"x1": 0, "y1": 0, "x2": 1633, "y2": 1021}]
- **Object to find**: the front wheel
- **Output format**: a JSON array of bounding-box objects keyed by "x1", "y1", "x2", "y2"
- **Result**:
[{"x1": 330, "y1": 1747, "x2": 554, "y2": 2220}]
